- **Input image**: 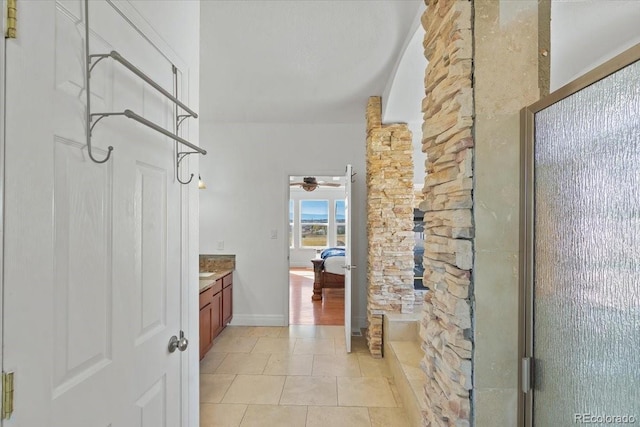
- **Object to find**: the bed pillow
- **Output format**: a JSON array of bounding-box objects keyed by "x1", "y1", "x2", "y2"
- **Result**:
[{"x1": 320, "y1": 247, "x2": 345, "y2": 259}]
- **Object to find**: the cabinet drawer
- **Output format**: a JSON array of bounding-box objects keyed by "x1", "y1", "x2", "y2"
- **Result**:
[
  {"x1": 199, "y1": 287, "x2": 213, "y2": 309},
  {"x1": 223, "y1": 273, "x2": 233, "y2": 288}
]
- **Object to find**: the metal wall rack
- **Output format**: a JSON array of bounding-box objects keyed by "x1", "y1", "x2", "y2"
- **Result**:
[{"x1": 84, "y1": 0, "x2": 205, "y2": 184}]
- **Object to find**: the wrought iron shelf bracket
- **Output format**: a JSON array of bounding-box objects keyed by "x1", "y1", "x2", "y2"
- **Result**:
[
  {"x1": 88, "y1": 51, "x2": 198, "y2": 119},
  {"x1": 89, "y1": 110, "x2": 206, "y2": 155},
  {"x1": 84, "y1": 0, "x2": 204, "y2": 171},
  {"x1": 176, "y1": 150, "x2": 201, "y2": 184}
]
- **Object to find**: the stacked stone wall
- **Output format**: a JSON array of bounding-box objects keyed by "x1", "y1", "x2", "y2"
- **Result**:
[
  {"x1": 419, "y1": 0, "x2": 474, "y2": 425},
  {"x1": 366, "y1": 96, "x2": 415, "y2": 358}
]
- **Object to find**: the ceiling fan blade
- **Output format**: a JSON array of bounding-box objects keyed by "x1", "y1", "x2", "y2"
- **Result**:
[{"x1": 318, "y1": 183, "x2": 342, "y2": 187}]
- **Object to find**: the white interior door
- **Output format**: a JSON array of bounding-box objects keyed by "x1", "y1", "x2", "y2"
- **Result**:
[
  {"x1": 343, "y1": 165, "x2": 354, "y2": 353},
  {"x1": 3, "y1": 1, "x2": 186, "y2": 425}
]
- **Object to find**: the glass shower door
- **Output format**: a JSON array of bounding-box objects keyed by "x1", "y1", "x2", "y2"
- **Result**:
[{"x1": 529, "y1": 57, "x2": 640, "y2": 425}]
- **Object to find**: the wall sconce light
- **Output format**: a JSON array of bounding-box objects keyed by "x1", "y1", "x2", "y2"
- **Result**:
[{"x1": 198, "y1": 175, "x2": 207, "y2": 190}]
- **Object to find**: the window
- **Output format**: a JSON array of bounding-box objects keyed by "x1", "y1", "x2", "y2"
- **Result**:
[
  {"x1": 335, "y1": 200, "x2": 345, "y2": 247},
  {"x1": 300, "y1": 200, "x2": 328, "y2": 248},
  {"x1": 289, "y1": 199, "x2": 294, "y2": 248}
]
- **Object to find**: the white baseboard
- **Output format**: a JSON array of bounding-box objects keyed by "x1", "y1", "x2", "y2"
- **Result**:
[
  {"x1": 354, "y1": 316, "x2": 367, "y2": 330},
  {"x1": 229, "y1": 314, "x2": 287, "y2": 327}
]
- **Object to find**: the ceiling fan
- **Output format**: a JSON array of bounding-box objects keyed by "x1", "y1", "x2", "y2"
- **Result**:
[{"x1": 290, "y1": 176, "x2": 341, "y2": 192}]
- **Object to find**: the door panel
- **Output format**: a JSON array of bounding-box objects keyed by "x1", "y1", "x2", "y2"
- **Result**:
[
  {"x1": 4, "y1": 1, "x2": 186, "y2": 425},
  {"x1": 53, "y1": 138, "x2": 113, "y2": 396},
  {"x1": 136, "y1": 377, "x2": 167, "y2": 427},
  {"x1": 134, "y1": 162, "x2": 168, "y2": 343},
  {"x1": 344, "y1": 165, "x2": 353, "y2": 353}
]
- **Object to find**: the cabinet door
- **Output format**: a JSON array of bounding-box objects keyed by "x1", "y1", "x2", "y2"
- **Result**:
[
  {"x1": 222, "y1": 284, "x2": 233, "y2": 326},
  {"x1": 211, "y1": 291, "x2": 223, "y2": 339},
  {"x1": 199, "y1": 303, "x2": 212, "y2": 360}
]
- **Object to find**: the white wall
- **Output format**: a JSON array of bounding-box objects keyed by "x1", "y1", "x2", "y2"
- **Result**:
[
  {"x1": 551, "y1": 1, "x2": 640, "y2": 90},
  {"x1": 199, "y1": 123, "x2": 367, "y2": 327},
  {"x1": 381, "y1": 9, "x2": 427, "y2": 186}
]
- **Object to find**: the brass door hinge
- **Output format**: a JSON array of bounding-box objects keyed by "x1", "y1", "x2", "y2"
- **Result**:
[
  {"x1": 2, "y1": 371, "x2": 14, "y2": 420},
  {"x1": 6, "y1": 0, "x2": 17, "y2": 39}
]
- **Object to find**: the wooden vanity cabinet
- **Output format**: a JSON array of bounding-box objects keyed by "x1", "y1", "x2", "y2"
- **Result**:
[
  {"x1": 199, "y1": 286, "x2": 214, "y2": 360},
  {"x1": 199, "y1": 273, "x2": 232, "y2": 360},
  {"x1": 222, "y1": 273, "x2": 233, "y2": 326},
  {"x1": 211, "y1": 287, "x2": 223, "y2": 338},
  {"x1": 199, "y1": 279, "x2": 223, "y2": 360}
]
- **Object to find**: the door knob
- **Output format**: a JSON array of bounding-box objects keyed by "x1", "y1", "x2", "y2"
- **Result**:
[{"x1": 168, "y1": 330, "x2": 189, "y2": 353}]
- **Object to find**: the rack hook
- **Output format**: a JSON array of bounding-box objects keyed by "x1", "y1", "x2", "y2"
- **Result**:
[
  {"x1": 88, "y1": 145, "x2": 114, "y2": 164},
  {"x1": 176, "y1": 150, "x2": 198, "y2": 185},
  {"x1": 177, "y1": 173, "x2": 195, "y2": 185}
]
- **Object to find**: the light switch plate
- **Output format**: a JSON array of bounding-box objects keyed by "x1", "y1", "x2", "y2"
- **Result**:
[{"x1": 216, "y1": 240, "x2": 224, "y2": 250}]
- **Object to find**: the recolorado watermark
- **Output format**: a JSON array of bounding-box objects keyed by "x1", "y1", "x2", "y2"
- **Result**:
[{"x1": 574, "y1": 413, "x2": 637, "y2": 424}]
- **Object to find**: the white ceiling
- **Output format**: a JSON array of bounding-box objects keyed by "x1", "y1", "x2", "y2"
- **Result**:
[
  {"x1": 200, "y1": 0, "x2": 423, "y2": 124},
  {"x1": 200, "y1": 0, "x2": 640, "y2": 125}
]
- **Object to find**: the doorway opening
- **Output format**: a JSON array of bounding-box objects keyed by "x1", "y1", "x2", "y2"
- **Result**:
[{"x1": 288, "y1": 174, "x2": 346, "y2": 325}]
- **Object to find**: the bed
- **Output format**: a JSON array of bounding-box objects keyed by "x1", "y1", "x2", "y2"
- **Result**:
[{"x1": 310, "y1": 247, "x2": 345, "y2": 301}]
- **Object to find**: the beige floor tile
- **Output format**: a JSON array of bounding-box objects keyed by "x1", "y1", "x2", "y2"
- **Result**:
[
  {"x1": 211, "y1": 336, "x2": 259, "y2": 353},
  {"x1": 217, "y1": 326, "x2": 252, "y2": 338},
  {"x1": 263, "y1": 354, "x2": 313, "y2": 376},
  {"x1": 315, "y1": 325, "x2": 344, "y2": 338},
  {"x1": 279, "y1": 375, "x2": 337, "y2": 406},
  {"x1": 251, "y1": 337, "x2": 296, "y2": 354},
  {"x1": 200, "y1": 403, "x2": 247, "y2": 427},
  {"x1": 335, "y1": 337, "x2": 370, "y2": 354},
  {"x1": 243, "y1": 326, "x2": 285, "y2": 337},
  {"x1": 351, "y1": 337, "x2": 371, "y2": 354},
  {"x1": 239, "y1": 405, "x2": 307, "y2": 427},
  {"x1": 312, "y1": 354, "x2": 361, "y2": 377},
  {"x1": 293, "y1": 338, "x2": 335, "y2": 355},
  {"x1": 215, "y1": 352, "x2": 270, "y2": 375},
  {"x1": 368, "y1": 407, "x2": 411, "y2": 427},
  {"x1": 306, "y1": 406, "x2": 371, "y2": 427},
  {"x1": 280, "y1": 325, "x2": 317, "y2": 338},
  {"x1": 222, "y1": 374, "x2": 285, "y2": 405},
  {"x1": 357, "y1": 354, "x2": 392, "y2": 377},
  {"x1": 200, "y1": 352, "x2": 228, "y2": 374},
  {"x1": 334, "y1": 337, "x2": 347, "y2": 353},
  {"x1": 337, "y1": 377, "x2": 397, "y2": 407},
  {"x1": 389, "y1": 381, "x2": 404, "y2": 408},
  {"x1": 200, "y1": 374, "x2": 236, "y2": 403}
]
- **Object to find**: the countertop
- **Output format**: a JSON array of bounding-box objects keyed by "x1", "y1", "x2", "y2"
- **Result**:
[{"x1": 199, "y1": 269, "x2": 233, "y2": 292}]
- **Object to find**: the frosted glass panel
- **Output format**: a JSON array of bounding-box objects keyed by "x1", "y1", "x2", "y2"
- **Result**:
[{"x1": 533, "y1": 60, "x2": 640, "y2": 425}]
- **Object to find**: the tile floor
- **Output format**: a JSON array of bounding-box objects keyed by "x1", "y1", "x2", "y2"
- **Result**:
[{"x1": 200, "y1": 325, "x2": 412, "y2": 427}]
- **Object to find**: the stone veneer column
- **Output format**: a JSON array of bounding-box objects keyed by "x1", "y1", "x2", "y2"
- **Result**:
[
  {"x1": 419, "y1": 0, "x2": 474, "y2": 425},
  {"x1": 419, "y1": 0, "x2": 548, "y2": 425},
  {"x1": 366, "y1": 96, "x2": 415, "y2": 358},
  {"x1": 473, "y1": 2, "x2": 548, "y2": 425}
]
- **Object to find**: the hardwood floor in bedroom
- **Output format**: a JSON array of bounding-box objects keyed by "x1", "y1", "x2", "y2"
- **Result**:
[{"x1": 289, "y1": 268, "x2": 344, "y2": 325}]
